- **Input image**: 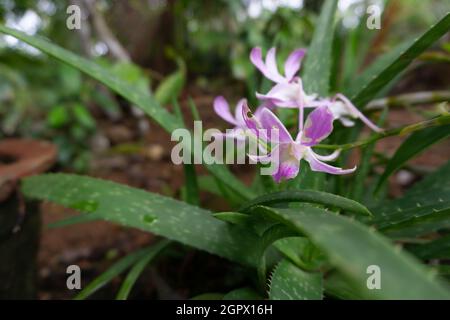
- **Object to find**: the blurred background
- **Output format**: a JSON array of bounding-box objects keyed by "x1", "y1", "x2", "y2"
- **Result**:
[{"x1": 0, "y1": 0, "x2": 449, "y2": 299}]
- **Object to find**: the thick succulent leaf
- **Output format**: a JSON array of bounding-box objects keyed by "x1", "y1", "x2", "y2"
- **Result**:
[
  {"x1": 382, "y1": 208, "x2": 450, "y2": 239},
  {"x1": 273, "y1": 237, "x2": 325, "y2": 271},
  {"x1": 75, "y1": 246, "x2": 154, "y2": 300},
  {"x1": 376, "y1": 125, "x2": 450, "y2": 192},
  {"x1": 47, "y1": 213, "x2": 99, "y2": 228},
  {"x1": 269, "y1": 259, "x2": 323, "y2": 300},
  {"x1": 239, "y1": 190, "x2": 371, "y2": 216},
  {"x1": 116, "y1": 240, "x2": 171, "y2": 300},
  {"x1": 372, "y1": 161, "x2": 450, "y2": 232},
  {"x1": 250, "y1": 205, "x2": 450, "y2": 299},
  {"x1": 213, "y1": 212, "x2": 251, "y2": 225},
  {"x1": 407, "y1": 234, "x2": 450, "y2": 260},
  {"x1": 324, "y1": 272, "x2": 363, "y2": 300},
  {"x1": 21, "y1": 174, "x2": 262, "y2": 267},
  {"x1": 437, "y1": 266, "x2": 450, "y2": 281},
  {"x1": 0, "y1": 25, "x2": 254, "y2": 201},
  {"x1": 350, "y1": 13, "x2": 450, "y2": 108},
  {"x1": 222, "y1": 288, "x2": 262, "y2": 300},
  {"x1": 273, "y1": 237, "x2": 309, "y2": 268},
  {"x1": 302, "y1": 0, "x2": 337, "y2": 96}
]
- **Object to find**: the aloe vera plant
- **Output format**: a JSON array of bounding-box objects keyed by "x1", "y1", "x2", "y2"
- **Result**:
[{"x1": 2, "y1": 1, "x2": 450, "y2": 300}]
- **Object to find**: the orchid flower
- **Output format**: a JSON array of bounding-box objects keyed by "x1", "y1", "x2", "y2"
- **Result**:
[
  {"x1": 327, "y1": 94, "x2": 382, "y2": 132},
  {"x1": 250, "y1": 47, "x2": 306, "y2": 84},
  {"x1": 307, "y1": 94, "x2": 382, "y2": 132},
  {"x1": 213, "y1": 96, "x2": 267, "y2": 140},
  {"x1": 214, "y1": 96, "x2": 247, "y2": 128},
  {"x1": 250, "y1": 47, "x2": 382, "y2": 132},
  {"x1": 250, "y1": 47, "x2": 316, "y2": 108},
  {"x1": 242, "y1": 102, "x2": 355, "y2": 182}
]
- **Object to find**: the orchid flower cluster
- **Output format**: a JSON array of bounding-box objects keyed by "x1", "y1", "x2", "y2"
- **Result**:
[{"x1": 213, "y1": 47, "x2": 382, "y2": 182}]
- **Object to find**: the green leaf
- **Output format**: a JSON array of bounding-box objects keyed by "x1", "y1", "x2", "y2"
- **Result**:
[
  {"x1": 250, "y1": 205, "x2": 450, "y2": 299},
  {"x1": 239, "y1": 190, "x2": 371, "y2": 216},
  {"x1": 0, "y1": 25, "x2": 254, "y2": 201},
  {"x1": 376, "y1": 125, "x2": 450, "y2": 192},
  {"x1": 213, "y1": 212, "x2": 251, "y2": 225},
  {"x1": 75, "y1": 246, "x2": 153, "y2": 300},
  {"x1": 302, "y1": 0, "x2": 338, "y2": 96},
  {"x1": 116, "y1": 240, "x2": 170, "y2": 300},
  {"x1": 372, "y1": 161, "x2": 450, "y2": 232},
  {"x1": 111, "y1": 61, "x2": 150, "y2": 94},
  {"x1": 47, "y1": 213, "x2": 99, "y2": 229},
  {"x1": 222, "y1": 287, "x2": 262, "y2": 300},
  {"x1": 21, "y1": 174, "x2": 262, "y2": 267},
  {"x1": 269, "y1": 259, "x2": 323, "y2": 300},
  {"x1": 346, "y1": 40, "x2": 410, "y2": 98},
  {"x1": 198, "y1": 175, "x2": 222, "y2": 197},
  {"x1": 351, "y1": 109, "x2": 388, "y2": 201},
  {"x1": 408, "y1": 234, "x2": 450, "y2": 260},
  {"x1": 173, "y1": 99, "x2": 200, "y2": 206},
  {"x1": 273, "y1": 237, "x2": 325, "y2": 271},
  {"x1": 324, "y1": 272, "x2": 363, "y2": 300},
  {"x1": 381, "y1": 208, "x2": 450, "y2": 239},
  {"x1": 154, "y1": 69, "x2": 185, "y2": 106},
  {"x1": 351, "y1": 13, "x2": 450, "y2": 108},
  {"x1": 287, "y1": 160, "x2": 327, "y2": 191}
]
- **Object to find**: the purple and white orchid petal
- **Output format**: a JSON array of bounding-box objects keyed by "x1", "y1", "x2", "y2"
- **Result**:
[
  {"x1": 265, "y1": 47, "x2": 286, "y2": 83},
  {"x1": 213, "y1": 96, "x2": 238, "y2": 125},
  {"x1": 250, "y1": 47, "x2": 268, "y2": 77},
  {"x1": 258, "y1": 108, "x2": 293, "y2": 143},
  {"x1": 254, "y1": 104, "x2": 272, "y2": 117},
  {"x1": 306, "y1": 150, "x2": 356, "y2": 175},
  {"x1": 271, "y1": 143, "x2": 304, "y2": 182},
  {"x1": 273, "y1": 159, "x2": 300, "y2": 182},
  {"x1": 241, "y1": 100, "x2": 260, "y2": 131},
  {"x1": 339, "y1": 117, "x2": 356, "y2": 127},
  {"x1": 241, "y1": 100, "x2": 271, "y2": 142},
  {"x1": 256, "y1": 82, "x2": 301, "y2": 107},
  {"x1": 304, "y1": 100, "x2": 330, "y2": 108},
  {"x1": 284, "y1": 48, "x2": 306, "y2": 80},
  {"x1": 250, "y1": 47, "x2": 286, "y2": 83},
  {"x1": 248, "y1": 151, "x2": 273, "y2": 163},
  {"x1": 335, "y1": 94, "x2": 382, "y2": 132},
  {"x1": 301, "y1": 105, "x2": 334, "y2": 146},
  {"x1": 234, "y1": 99, "x2": 246, "y2": 127},
  {"x1": 313, "y1": 149, "x2": 341, "y2": 162}
]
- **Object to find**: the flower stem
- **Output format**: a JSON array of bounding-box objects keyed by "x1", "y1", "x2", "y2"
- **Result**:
[
  {"x1": 365, "y1": 90, "x2": 450, "y2": 111},
  {"x1": 315, "y1": 114, "x2": 450, "y2": 151}
]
